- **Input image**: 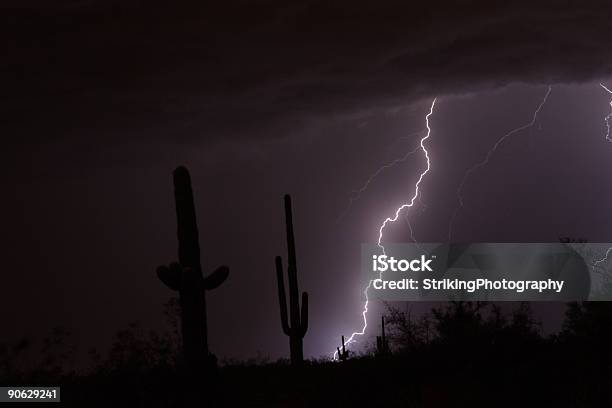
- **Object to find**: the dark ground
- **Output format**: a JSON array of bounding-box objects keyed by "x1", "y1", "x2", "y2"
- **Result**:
[{"x1": 3, "y1": 301, "x2": 612, "y2": 407}]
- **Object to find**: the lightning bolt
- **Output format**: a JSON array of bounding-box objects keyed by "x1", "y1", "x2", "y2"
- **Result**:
[
  {"x1": 593, "y1": 247, "x2": 612, "y2": 272},
  {"x1": 333, "y1": 98, "x2": 436, "y2": 359},
  {"x1": 333, "y1": 81, "x2": 611, "y2": 358},
  {"x1": 404, "y1": 214, "x2": 419, "y2": 244},
  {"x1": 336, "y1": 137, "x2": 425, "y2": 224},
  {"x1": 591, "y1": 245, "x2": 612, "y2": 298},
  {"x1": 377, "y1": 101, "x2": 435, "y2": 252},
  {"x1": 600, "y1": 83, "x2": 612, "y2": 142},
  {"x1": 447, "y1": 85, "x2": 552, "y2": 241},
  {"x1": 594, "y1": 83, "x2": 612, "y2": 287}
]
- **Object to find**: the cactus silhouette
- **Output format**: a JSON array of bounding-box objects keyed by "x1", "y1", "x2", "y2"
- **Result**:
[
  {"x1": 337, "y1": 335, "x2": 349, "y2": 361},
  {"x1": 376, "y1": 316, "x2": 389, "y2": 356},
  {"x1": 275, "y1": 194, "x2": 308, "y2": 367},
  {"x1": 156, "y1": 166, "x2": 229, "y2": 376}
]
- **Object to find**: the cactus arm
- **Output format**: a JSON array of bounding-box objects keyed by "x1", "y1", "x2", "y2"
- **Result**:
[
  {"x1": 276, "y1": 256, "x2": 291, "y2": 336},
  {"x1": 300, "y1": 292, "x2": 308, "y2": 337},
  {"x1": 203, "y1": 265, "x2": 229, "y2": 290},
  {"x1": 156, "y1": 262, "x2": 181, "y2": 291}
]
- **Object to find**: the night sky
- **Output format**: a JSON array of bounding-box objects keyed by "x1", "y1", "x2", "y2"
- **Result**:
[{"x1": 3, "y1": 1, "x2": 612, "y2": 361}]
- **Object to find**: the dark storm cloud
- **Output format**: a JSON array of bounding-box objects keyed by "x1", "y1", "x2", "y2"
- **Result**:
[{"x1": 3, "y1": 0, "x2": 612, "y2": 144}]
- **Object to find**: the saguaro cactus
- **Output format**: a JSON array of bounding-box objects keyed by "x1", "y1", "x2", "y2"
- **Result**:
[
  {"x1": 376, "y1": 316, "x2": 389, "y2": 356},
  {"x1": 156, "y1": 166, "x2": 229, "y2": 374},
  {"x1": 337, "y1": 335, "x2": 349, "y2": 361},
  {"x1": 275, "y1": 194, "x2": 308, "y2": 367}
]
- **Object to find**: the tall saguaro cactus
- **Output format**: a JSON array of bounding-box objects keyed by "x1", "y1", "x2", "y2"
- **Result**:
[
  {"x1": 376, "y1": 315, "x2": 389, "y2": 356},
  {"x1": 275, "y1": 194, "x2": 308, "y2": 366},
  {"x1": 156, "y1": 166, "x2": 229, "y2": 375},
  {"x1": 337, "y1": 335, "x2": 349, "y2": 361}
]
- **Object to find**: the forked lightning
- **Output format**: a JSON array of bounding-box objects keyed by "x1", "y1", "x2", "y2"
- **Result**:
[{"x1": 333, "y1": 98, "x2": 436, "y2": 359}]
